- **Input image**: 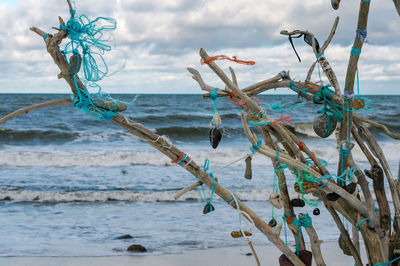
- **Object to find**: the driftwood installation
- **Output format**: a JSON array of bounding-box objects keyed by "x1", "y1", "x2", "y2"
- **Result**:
[{"x1": 0, "y1": 0, "x2": 399, "y2": 265}]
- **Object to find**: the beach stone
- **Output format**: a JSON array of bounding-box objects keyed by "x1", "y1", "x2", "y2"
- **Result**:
[
  {"x1": 313, "y1": 114, "x2": 337, "y2": 138},
  {"x1": 127, "y1": 244, "x2": 147, "y2": 253},
  {"x1": 246, "y1": 252, "x2": 252, "y2": 256},
  {"x1": 114, "y1": 234, "x2": 134, "y2": 240},
  {"x1": 279, "y1": 250, "x2": 313, "y2": 266}
]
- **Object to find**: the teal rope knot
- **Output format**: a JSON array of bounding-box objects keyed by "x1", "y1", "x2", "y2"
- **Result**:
[
  {"x1": 356, "y1": 218, "x2": 370, "y2": 231},
  {"x1": 251, "y1": 140, "x2": 262, "y2": 153},
  {"x1": 43, "y1": 34, "x2": 49, "y2": 40},
  {"x1": 351, "y1": 47, "x2": 362, "y2": 56},
  {"x1": 210, "y1": 88, "x2": 219, "y2": 101},
  {"x1": 339, "y1": 146, "x2": 350, "y2": 157},
  {"x1": 293, "y1": 213, "x2": 312, "y2": 228},
  {"x1": 201, "y1": 159, "x2": 217, "y2": 210},
  {"x1": 316, "y1": 53, "x2": 324, "y2": 59}
]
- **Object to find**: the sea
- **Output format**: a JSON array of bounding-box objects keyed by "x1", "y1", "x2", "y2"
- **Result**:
[{"x1": 0, "y1": 94, "x2": 399, "y2": 256}]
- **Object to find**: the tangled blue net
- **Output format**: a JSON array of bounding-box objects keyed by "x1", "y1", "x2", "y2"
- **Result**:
[{"x1": 59, "y1": 8, "x2": 132, "y2": 120}]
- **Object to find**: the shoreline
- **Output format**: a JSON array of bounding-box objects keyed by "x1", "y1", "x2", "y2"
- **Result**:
[{"x1": 0, "y1": 241, "x2": 367, "y2": 266}]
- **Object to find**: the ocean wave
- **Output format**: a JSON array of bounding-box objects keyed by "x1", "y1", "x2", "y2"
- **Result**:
[
  {"x1": 0, "y1": 141, "x2": 399, "y2": 167},
  {"x1": 0, "y1": 189, "x2": 317, "y2": 203},
  {"x1": 0, "y1": 128, "x2": 78, "y2": 143}
]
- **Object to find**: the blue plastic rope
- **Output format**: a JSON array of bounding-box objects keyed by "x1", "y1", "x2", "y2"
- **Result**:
[
  {"x1": 351, "y1": 47, "x2": 362, "y2": 56},
  {"x1": 177, "y1": 154, "x2": 188, "y2": 165},
  {"x1": 60, "y1": 8, "x2": 135, "y2": 120},
  {"x1": 251, "y1": 140, "x2": 262, "y2": 153},
  {"x1": 373, "y1": 256, "x2": 400, "y2": 266},
  {"x1": 210, "y1": 88, "x2": 219, "y2": 126},
  {"x1": 43, "y1": 34, "x2": 49, "y2": 40},
  {"x1": 356, "y1": 29, "x2": 367, "y2": 43},
  {"x1": 363, "y1": 0, "x2": 370, "y2": 2},
  {"x1": 290, "y1": 80, "x2": 309, "y2": 92}
]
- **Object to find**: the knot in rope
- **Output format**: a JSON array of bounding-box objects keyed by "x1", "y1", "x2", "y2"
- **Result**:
[
  {"x1": 210, "y1": 88, "x2": 219, "y2": 101},
  {"x1": 316, "y1": 53, "x2": 324, "y2": 60},
  {"x1": 251, "y1": 140, "x2": 262, "y2": 153},
  {"x1": 294, "y1": 213, "x2": 312, "y2": 228},
  {"x1": 279, "y1": 71, "x2": 289, "y2": 80}
]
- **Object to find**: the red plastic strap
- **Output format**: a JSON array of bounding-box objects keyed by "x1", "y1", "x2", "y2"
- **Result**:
[
  {"x1": 171, "y1": 152, "x2": 185, "y2": 164},
  {"x1": 312, "y1": 153, "x2": 317, "y2": 166},
  {"x1": 228, "y1": 94, "x2": 261, "y2": 106},
  {"x1": 270, "y1": 116, "x2": 291, "y2": 125},
  {"x1": 298, "y1": 141, "x2": 306, "y2": 151},
  {"x1": 201, "y1": 55, "x2": 255, "y2": 65}
]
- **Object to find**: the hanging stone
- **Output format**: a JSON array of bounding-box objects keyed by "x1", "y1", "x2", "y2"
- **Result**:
[
  {"x1": 291, "y1": 198, "x2": 305, "y2": 208},
  {"x1": 313, "y1": 208, "x2": 320, "y2": 216},
  {"x1": 209, "y1": 127, "x2": 222, "y2": 149},
  {"x1": 269, "y1": 192, "x2": 283, "y2": 209},
  {"x1": 203, "y1": 203, "x2": 215, "y2": 214},
  {"x1": 351, "y1": 98, "x2": 365, "y2": 110},
  {"x1": 244, "y1": 156, "x2": 252, "y2": 180},
  {"x1": 231, "y1": 231, "x2": 252, "y2": 238},
  {"x1": 67, "y1": 53, "x2": 82, "y2": 77},
  {"x1": 313, "y1": 113, "x2": 337, "y2": 138},
  {"x1": 268, "y1": 218, "x2": 277, "y2": 227}
]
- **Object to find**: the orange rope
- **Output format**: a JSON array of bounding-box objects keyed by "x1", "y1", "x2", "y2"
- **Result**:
[
  {"x1": 171, "y1": 152, "x2": 185, "y2": 164},
  {"x1": 309, "y1": 80, "x2": 323, "y2": 90},
  {"x1": 298, "y1": 141, "x2": 306, "y2": 151},
  {"x1": 201, "y1": 55, "x2": 255, "y2": 65},
  {"x1": 270, "y1": 116, "x2": 291, "y2": 125}
]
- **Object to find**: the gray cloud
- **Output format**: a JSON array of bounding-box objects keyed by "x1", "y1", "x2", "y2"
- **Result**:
[{"x1": 0, "y1": 0, "x2": 399, "y2": 94}]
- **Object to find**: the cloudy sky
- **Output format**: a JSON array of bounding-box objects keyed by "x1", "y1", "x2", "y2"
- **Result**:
[{"x1": 0, "y1": 0, "x2": 399, "y2": 94}]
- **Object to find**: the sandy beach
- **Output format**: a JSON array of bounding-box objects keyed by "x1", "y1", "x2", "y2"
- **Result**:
[{"x1": 0, "y1": 241, "x2": 367, "y2": 266}]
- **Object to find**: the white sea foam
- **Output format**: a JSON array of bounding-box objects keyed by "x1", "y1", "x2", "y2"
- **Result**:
[
  {"x1": 0, "y1": 141, "x2": 398, "y2": 167},
  {"x1": 0, "y1": 189, "x2": 317, "y2": 203}
]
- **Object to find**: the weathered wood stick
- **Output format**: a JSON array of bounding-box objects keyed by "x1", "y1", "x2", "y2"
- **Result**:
[
  {"x1": 112, "y1": 114, "x2": 306, "y2": 266},
  {"x1": 318, "y1": 192, "x2": 363, "y2": 266},
  {"x1": 174, "y1": 181, "x2": 202, "y2": 200},
  {"x1": 0, "y1": 99, "x2": 72, "y2": 126},
  {"x1": 303, "y1": 225, "x2": 326, "y2": 266},
  {"x1": 241, "y1": 113, "x2": 372, "y2": 221},
  {"x1": 394, "y1": 0, "x2": 400, "y2": 16},
  {"x1": 354, "y1": 120, "x2": 400, "y2": 227},
  {"x1": 353, "y1": 114, "x2": 400, "y2": 140}
]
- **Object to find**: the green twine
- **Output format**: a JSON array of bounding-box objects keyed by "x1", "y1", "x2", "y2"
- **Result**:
[
  {"x1": 373, "y1": 256, "x2": 400, "y2": 266},
  {"x1": 291, "y1": 213, "x2": 312, "y2": 256},
  {"x1": 210, "y1": 88, "x2": 219, "y2": 124}
]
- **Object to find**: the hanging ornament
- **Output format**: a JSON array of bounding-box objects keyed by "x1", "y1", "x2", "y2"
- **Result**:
[
  {"x1": 291, "y1": 198, "x2": 305, "y2": 208},
  {"x1": 313, "y1": 208, "x2": 320, "y2": 216},
  {"x1": 244, "y1": 156, "x2": 252, "y2": 180},
  {"x1": 294, "y1": 181, "x2": 319, "y2": 194},
  {"x1": 203, "y1": 202, "x2": 215, "y2": 214},
  {"x1": 313, "y1": 113, "x2": 337, "y2": 138},
  {"x1": 268, "y1": 218, "x2": 277, "y2": 227},
  {"x1": 269, "y1": 192, "x2": 283, "y2": 209},
  {"x1": 351, "y1": 98, "x2": 365, "y2": 110},
  {"x1": 68, "y1": 53, "x2": 82, "y2": 77}
]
